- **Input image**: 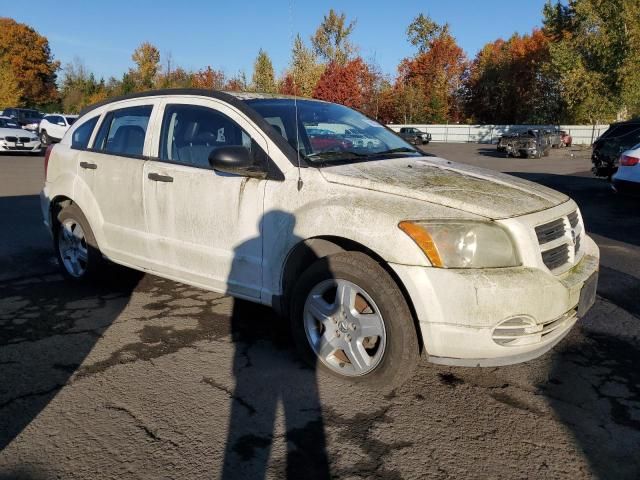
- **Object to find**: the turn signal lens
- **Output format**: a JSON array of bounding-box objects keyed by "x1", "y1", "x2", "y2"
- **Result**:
[{"x1": 398, "y1": 221, "x2": 443, "y2": 267}]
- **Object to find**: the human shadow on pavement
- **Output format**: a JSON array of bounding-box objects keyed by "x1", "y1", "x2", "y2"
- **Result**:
[
  {"x1": 0, "y1": 264, "x2": 143, "y2": 450},
  {"x1": 221, "y1": 210, "x2": 330, "y2": 480}
]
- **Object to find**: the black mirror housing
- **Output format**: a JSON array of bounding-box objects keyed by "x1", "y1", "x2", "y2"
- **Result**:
[{"x1": 208, "y1": 146, "x2": 268, "y2": 180}]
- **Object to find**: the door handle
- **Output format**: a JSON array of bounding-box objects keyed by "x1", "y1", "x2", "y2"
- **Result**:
[
  {"x1": 148, "y1": 172, "x2": 174, "y2": 183},
  {"x1": 80, "y1": 161, "x2": 97, "y2": 170}
]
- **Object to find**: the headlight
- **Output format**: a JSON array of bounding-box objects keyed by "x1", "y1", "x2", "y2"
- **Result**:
[{"x1": 398, "y1": 221, "x2": 520, "y2": 268}]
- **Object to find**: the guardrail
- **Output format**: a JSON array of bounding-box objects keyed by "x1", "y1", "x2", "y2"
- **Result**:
[{"x1": 387, "y1": 124, "x2": 610, "y2": 145}]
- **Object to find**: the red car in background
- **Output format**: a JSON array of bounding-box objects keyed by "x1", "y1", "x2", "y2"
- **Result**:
[{"x1": 308, "y1": 134, "x2": 353, "y2": 151}]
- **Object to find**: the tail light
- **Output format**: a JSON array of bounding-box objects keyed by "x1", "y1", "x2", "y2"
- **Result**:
[
  {"x1": 621, "y1": 155, "x2": 639, "y2": 166},
  {"x1": 44, "y1": 144, "x2": 54, "y2": 178}
]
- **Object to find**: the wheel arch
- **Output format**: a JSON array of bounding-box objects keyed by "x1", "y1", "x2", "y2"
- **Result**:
[{"x1": 279, "y1": 235, "x2": 424, "y2": 352}]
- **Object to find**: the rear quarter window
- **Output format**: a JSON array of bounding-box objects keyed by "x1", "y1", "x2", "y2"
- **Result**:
[{"x1": 71, "y1": 116, "x2": 100, "y2": 150}]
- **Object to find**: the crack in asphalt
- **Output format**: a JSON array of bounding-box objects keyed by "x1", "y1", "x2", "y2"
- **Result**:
[
  {"x1": 201, "y1": 377, "x2": 257, "y2": 416},
  {"x1": 104, "y1": 402, "x2": 180, "y2": 448}
]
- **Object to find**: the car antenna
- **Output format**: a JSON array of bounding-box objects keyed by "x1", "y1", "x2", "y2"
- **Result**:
[{"x1": 290, "y1": 0, "x2": 303, "y2": 191}]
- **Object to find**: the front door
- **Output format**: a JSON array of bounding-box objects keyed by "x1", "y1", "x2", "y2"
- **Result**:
[{"x1": 142, "y1": 100, "x2": 267, "y2": 299}]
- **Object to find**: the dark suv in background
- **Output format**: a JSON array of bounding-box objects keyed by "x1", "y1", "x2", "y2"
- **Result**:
[
  {"x1": 592, "y1": 118, "x2": 640, "y2": 178},
  {"x1": 398, "y1": 127, "x2": 431, "y2": 145},
  {"x1": 3, "y1": 108, "x2": 44, "y2": 130}
]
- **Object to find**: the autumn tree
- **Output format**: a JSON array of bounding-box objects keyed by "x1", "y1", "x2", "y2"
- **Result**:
[
  {"x1": 251, "y1": 49, "x2": 276, "y2": 93},
  {"x1": 280, "y1": 34, "x2": 324, "y2": 97},
  {"x1": 397, "y1": 14, "x2": 467, "y2": 123},
  {"x1": 0, "y1": 17, "x2": 59, "y2": 106},
  {"x1": 541, "y1": 0, "x2": 640, "y2": 122},
  {"x1": 313, "y1": 58, "x2": 370, "y2": 109},
  {"x1": 0, "y1": 62, "x2": 22, "y2": 109},
  {"x1": 130, "y1": 42, "x2": 161, "y2": 90},
  {"x1": 311, "y1": 9, "x2": 357, "y2": 64},
  {"x1": 192, "y1": 66, "x2": 225, "y2": 89},
  {"x1": 225, "y1": 71, "x2": 248, "y2": 91}
]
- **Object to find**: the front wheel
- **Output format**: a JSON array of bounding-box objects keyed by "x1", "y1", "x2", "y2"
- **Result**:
[
  {"x1": 290, "y1": 252, "x2": 420, "y2": 389},
  {"x1": 40, "y1": 130, "x2": 50, "y2": 146}
]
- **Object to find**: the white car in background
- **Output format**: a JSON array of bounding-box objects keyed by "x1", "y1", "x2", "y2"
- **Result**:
[
  {"x1": 39, "y1": 114, "x2": 78, "y2": 145},
  {"x1": 612, "y1": 144, "x2": 640, "y2": 195},
  {"x1": 0, "y1": 116, "x2": 41, "y2": 154}
]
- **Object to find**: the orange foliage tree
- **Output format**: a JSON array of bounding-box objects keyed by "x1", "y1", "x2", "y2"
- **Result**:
[
  {"x1": 396, "y1": 28, "x2": 467, "y2": 123},
  {"x1": 312, "y1": 58, "x2": 371, "y2": 110},
  {"x1": 192, "y1": 66, "x2": 225, "y2": 89},
  {"x1": 465, "y1": 29, "x2": 553, "y2": 123},
  {"x1": 0, "y1": 17, "x2": 59, "y2": 106}
]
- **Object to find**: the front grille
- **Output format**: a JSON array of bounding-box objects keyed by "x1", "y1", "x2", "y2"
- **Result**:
[
  {"x1": 541, "y1": 244, "x2": 570, "y2": 270},
  {"x1": 535, "y1": 210, "x2": 584, "y2": 273},
  {"x1": 535, "y1": 218, "x2": 565, "y2": 244},
  {"x1": 3, "y1": 136, "x2": 32, "y2": 143}
]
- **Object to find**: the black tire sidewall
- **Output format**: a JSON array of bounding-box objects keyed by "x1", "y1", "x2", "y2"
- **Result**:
[
  {"x1": 290, "y1": 252, "x2": 420, "y2": 388},
  {"x1": 54, "y1": 203, "x2": 103, "y2": 281}
]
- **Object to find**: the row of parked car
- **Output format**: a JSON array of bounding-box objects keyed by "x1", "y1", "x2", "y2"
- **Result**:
[
  {"x1": 496, "y1": 128, "x2": 572, "y2": 159},
  {"x1": 0, "y1": 107, "x2": 78, "y2": 154}
]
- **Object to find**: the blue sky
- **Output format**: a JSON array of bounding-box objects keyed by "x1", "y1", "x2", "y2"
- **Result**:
[{"x1": 4, "y1": 0, "x2": 550, "y2": 81}]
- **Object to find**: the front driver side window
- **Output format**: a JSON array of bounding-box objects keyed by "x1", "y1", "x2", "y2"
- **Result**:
[{"x1": 159, "y1": 104, "x2": 252, "y2": 169}]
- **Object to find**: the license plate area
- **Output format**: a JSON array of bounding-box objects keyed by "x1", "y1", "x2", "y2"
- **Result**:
[{"x1": 578, "y1": 272, "x2": 598, "y2": 317}]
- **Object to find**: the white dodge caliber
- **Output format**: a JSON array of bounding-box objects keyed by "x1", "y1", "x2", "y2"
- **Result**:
[{"x1": 41, "y1": 89, "x2": 600, "y2": 387}]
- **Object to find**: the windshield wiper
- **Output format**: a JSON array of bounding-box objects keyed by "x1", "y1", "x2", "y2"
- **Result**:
[
  {"x1": 371, "y1": 147, "x2": 420, "y2": 155},
  {"x1": 304, "y1": 151, "x2": 368, "y2": 163}
]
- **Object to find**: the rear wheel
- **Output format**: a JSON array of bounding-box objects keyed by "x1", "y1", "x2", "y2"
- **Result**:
[
  {"x1": 54, "y1": 203, "x2": 105, "y2": 281},
  {"x1": 290, "y1": 252, "x2": 420, "y2": 388}
]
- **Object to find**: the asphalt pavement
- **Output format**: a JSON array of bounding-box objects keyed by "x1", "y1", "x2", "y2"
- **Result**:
[{"x1": 0, "y1": 145, "x2": 639, "y2": 479}]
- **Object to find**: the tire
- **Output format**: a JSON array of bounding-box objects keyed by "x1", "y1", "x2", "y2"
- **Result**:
[
  {"x1": 290, "y1": 252, "x2": 420, "y2": 389},
  {"x1": 54, "y1": 203, "x2": 105, "y2": 282},
  {"x1": 40, "y1": 130, "x2": 50, "y2": 146}
]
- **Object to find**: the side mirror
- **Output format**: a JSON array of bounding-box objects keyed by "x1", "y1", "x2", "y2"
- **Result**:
[
  {"x1": 58, "y1": 121, "x2": 66, "y2": 126},
  {"x1": 208, "y1": 146, "x2": 268, "y2": 180}
]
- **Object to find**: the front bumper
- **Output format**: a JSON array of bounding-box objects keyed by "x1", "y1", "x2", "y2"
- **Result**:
[
  {"x1": 0, "y1": 139, "x2": 41, "y2": 152},
  {"x1": 390, "y1": 235, "x2": 600, "y2": 366}
]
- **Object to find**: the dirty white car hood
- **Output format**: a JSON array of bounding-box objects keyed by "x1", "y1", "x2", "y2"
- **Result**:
[{"x1": 319, "y1": 156, "x2": 569, "y2": 219}]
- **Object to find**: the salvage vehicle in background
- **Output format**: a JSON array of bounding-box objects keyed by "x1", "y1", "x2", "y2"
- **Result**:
[
  {"x1": 592, "y1": 118, "x2": 640, "y2": 178},
  {"x1": 612, "y1": 144, "x2": 640, "y2": 195},
  {"x1": 544, "y1": 129, "x2": 562, "y2": 148},
  {"x1": 41, "y1": 89, "x2": 599, "y2": 388},
  {"x1": 399, "y1": 126, "x2": 431, "y2": 145},
  {"x1": 0, "y1": 116, "x2": 41, "y2": 154},
  {"x1": 497, "y1": 130, "x2": 523, "y2": 153},
  {"x1": 39, "y1": 114, "x2": 78, "y2": 145},
  {"x1": 507, "y1": 129, "x2": 551, "y2": 158}
]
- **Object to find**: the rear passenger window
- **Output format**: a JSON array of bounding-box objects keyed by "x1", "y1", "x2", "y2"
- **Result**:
[
  {"x1": 92, "y1": 105, "x2": 153, "y2": 156},
  {"x1": 71, "y1": 116, "x2": 99, "y2": 150},
  {"x1": 159, "y1": 104, "x2": 252, "y2": 168}
]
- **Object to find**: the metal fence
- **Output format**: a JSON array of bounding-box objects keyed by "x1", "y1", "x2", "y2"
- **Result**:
[{"x1": 387, "y1": 124, "x2": 610, "y2": 145}]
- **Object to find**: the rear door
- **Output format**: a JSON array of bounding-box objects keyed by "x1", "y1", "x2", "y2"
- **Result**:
[{"x1": 77, "y1": 101, "x2": 158, "y2": 267}]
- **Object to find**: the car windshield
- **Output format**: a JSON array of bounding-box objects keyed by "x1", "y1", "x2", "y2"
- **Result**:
[
  {"x1": 246, "y1": 99, "x2": 421, "y2": 165},
  {"x1": 0, "y1": 118, "x2": 20, "y2": 128}
]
